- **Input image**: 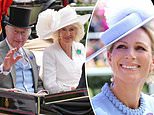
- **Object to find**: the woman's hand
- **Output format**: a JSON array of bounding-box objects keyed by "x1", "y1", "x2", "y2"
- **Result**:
[{"x1": 71, "y1": 87, "x2": 76, "y2": 90}]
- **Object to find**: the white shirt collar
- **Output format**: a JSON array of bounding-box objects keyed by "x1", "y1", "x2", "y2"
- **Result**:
[{"x1": 5, "y1": 38, "x2": 24, "y2": 55}]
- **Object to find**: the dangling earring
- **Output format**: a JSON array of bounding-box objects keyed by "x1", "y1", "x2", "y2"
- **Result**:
[
  {"x1": 110, "y1": 75, "x2": 115, "y2": 88},
  {"x1": 110, "y1": 77, "x2": 114, "y2": 82}
]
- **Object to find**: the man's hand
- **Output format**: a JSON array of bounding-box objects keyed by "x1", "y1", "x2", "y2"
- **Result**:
[{"x1": 3, "y1": 48, "x2": 22, "y2": 71}]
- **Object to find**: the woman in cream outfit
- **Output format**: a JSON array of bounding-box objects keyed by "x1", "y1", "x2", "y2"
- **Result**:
[{"x1": 36, "y1": 6, "x2": 90, "y2": 94}]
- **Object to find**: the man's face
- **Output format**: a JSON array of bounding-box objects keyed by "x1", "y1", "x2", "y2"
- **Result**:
[{"x1": 5, "y1": 25, "x2": 31, "y2": 48}]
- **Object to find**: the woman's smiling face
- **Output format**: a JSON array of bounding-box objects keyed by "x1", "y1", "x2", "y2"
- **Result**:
[
  {"x1": 59, "y1": 25, "x2": 77, "y2": 44},
  {"x1": 108, "y1": 28, "x2": 154, "y2": 83}
]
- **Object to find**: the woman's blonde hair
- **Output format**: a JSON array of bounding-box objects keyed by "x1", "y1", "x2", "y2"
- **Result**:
[
  {"x1": 144, "y1": 21, "x2": 154, "y2": 83},
  {"x1": 143, "y1": 22, "x2": 154, "y2": 53},
  {"x1": 52, "y1": 22, "x2": 85, "y2": 42}
]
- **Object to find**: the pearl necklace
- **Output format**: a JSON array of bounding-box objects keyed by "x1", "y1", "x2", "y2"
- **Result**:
[{"x1": 102, "y1": 83, "x2": 145, "y2": 115}]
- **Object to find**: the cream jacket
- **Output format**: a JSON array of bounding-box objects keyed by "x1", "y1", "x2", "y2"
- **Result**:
[{"x1": 43, "y1": 42, "x2": 85, "y2": 94}]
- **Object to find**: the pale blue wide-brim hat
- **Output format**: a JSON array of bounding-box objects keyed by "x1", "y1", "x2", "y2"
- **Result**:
[{"x1": 87, "y1": 0, "x2": 154, "y2": 62}]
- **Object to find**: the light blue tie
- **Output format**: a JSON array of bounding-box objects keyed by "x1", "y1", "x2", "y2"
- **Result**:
[{"x1": 15, "y1": 50, "x2": 31, "y2": 69}]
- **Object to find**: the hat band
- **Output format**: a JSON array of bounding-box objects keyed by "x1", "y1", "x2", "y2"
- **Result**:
[{"x1": 100, "y1": 12, "x2": 142, "y2": 45}]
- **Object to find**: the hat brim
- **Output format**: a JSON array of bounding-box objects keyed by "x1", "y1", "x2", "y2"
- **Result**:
[
  {"x1": 39, "y1": 14, "x2": 91, "y2": 39},
  {"x1": 86, "y1": 13, "x2": 154, "y2": 62},
  {"x1": 55, "y1": 14, "x2": 91, "y2": 31},
  {"x1": 4, "y1": 21, "x2": 32, "y2": 28}
]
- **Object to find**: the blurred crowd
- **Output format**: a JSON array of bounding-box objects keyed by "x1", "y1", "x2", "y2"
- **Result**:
[
  {"x1": 69, "y1": 0, "x2": 97, "y2": 4},
  {"x1": 87, "y1": 0, "x2": 108, "y2": 67}
]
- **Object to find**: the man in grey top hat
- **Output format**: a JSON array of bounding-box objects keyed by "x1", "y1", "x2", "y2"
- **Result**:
[{"x1": 0, "y1": 6, "x2": 46, "y2": 114}]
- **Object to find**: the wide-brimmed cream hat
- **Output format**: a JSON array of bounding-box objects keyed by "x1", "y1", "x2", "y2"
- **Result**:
[
  {"x1": 36, "y1": 5, "x2": 91, "y2": 41},
  {"x1": 87, "y1": 0, "x2": 154, "y2": 62}
]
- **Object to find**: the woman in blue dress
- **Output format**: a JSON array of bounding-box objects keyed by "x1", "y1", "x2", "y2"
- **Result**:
[{"x1": 91, "y1": 0, "x2": 154, "y2": 114}]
